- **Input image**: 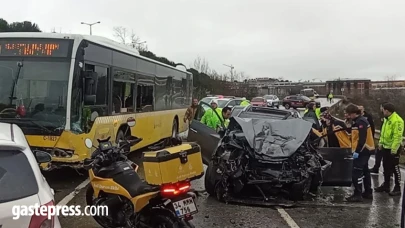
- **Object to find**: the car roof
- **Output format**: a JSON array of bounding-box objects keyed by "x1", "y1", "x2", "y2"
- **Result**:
[
  {"x1": 217, "y1": 98, "x2": 231, "y2": 101},
  {"x1": 0, "y1": 123, "x2": 27, "y2": 150},
  {"x1": 236, "y1": 106, "x2": 301, "y2": 119}
]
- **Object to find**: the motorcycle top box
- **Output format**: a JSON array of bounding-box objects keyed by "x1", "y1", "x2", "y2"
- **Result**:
[{"x1": 142, "y1": 142, "x2": 204, "y2": 185}]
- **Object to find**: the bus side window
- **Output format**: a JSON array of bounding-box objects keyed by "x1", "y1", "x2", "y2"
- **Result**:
[
  {"x1": 137, "y1": 84, "x2": 154, "y2": 112},
  {"x1": 112, "y1": 70, "x2": 136, "y2": 114}
]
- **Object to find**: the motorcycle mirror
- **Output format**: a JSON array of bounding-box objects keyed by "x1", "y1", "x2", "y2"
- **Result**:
[
  {"x1": 84, "y1": 138, "x2": 93, "y2": 149},
  {"x1": 127, "y1": 117, "x2": 136, "y2": 127}
]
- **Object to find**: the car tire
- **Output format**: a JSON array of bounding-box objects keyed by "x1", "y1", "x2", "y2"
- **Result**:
[
  {"x1": 204, "y1": 161, "x2": 218, "y2": 196},
  {"x1": 284, "y1": 103, "x2": 290, "y2": 109}
]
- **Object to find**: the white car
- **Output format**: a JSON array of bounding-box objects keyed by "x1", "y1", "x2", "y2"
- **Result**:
[
  {"x1": 263, "y1": 95, "x2": 280, "y2": 108},
  {"x1": 0, "y1": 123, "x2": 61, "y2": 228}
]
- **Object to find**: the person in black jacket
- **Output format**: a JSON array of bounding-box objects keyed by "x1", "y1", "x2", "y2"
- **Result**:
[
  {"x1": 369, "y1": 102, "x2": 388, "y2": 175},
  {"x1": 359, "y1": 106, "x2": 375, "y2": 136}
]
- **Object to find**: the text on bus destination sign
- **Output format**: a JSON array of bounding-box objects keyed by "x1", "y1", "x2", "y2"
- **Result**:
[{"x1": 0, "y1": 39, "x2": 70, "y2": 57}]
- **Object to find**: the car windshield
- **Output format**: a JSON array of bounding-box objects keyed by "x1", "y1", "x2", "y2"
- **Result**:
[
  {"x1": 217, "y1": 99, "x2": 230, "y2": 107},
  {"x1": 201, "y1": 97, "x2": 214, "y2": 104},
  {"x1": 0, "y1": 150, "x2": 39, "y2": 203},
  {"x1": 263, "y1": 95, "x2": 274, "y2": 99},
  {"x1": 252, "y1": 98, "x2": 264, "y2": 102},
  {"x1": 301, "y1": 96, "x2": 311, "y2": 101},
  {"x1": 0, "y1": 59, "x2": 70, "y2": 133}
]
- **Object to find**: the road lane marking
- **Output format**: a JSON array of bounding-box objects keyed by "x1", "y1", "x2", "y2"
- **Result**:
[
  {"x1": 57, "y1": 178, "x2": 90, "y2": 206},
  {"x1": 276, "y1": 206, "x2": 300, "y2": 228}
]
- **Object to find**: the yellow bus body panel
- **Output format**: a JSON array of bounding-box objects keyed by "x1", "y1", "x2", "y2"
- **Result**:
[{"x1": 27, "y1": 109, "x2": 187, "y2": 169}]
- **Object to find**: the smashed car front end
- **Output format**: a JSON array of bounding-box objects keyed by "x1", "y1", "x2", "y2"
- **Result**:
[{"x1": 209, "y1": 117, "x2": 332, "y2": 204}]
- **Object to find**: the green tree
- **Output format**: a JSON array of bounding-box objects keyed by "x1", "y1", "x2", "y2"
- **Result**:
[{"x1": 0, "y1": 18, "x2": 41, "y2": 32}]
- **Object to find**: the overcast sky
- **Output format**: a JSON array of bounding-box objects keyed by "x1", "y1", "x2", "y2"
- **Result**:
[{"x1": 2, "y1": 0, "x2": 405, "y2": 81}]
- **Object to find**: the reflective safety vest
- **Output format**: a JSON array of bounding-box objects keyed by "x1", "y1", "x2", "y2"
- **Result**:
[
  {"x1": 240, "y1": 100, "x2": 250, "y2": 106},
  {"x1": 201, "y1": 108, "x2": 225, "y2": 129},
  {"x1": 304, "y1": 108, "x2": 321, "y2": 119},
  {"x1": 379, "y1": 112, "x2": 404, "y2": 153}
]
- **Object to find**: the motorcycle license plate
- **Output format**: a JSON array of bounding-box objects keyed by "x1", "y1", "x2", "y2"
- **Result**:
[{"x1": 172, "y1": 197, "x2": 198, "y2": 218}]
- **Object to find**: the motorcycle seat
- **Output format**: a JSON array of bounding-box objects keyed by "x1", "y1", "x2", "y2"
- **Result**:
[{"x1": 113, "y1": 171, "x2": 160, "y2": 197}]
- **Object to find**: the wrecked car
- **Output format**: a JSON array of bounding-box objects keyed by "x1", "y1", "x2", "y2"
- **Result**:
[{"x1": 188, "y1": 102, "x2": 353, "y2": 202}]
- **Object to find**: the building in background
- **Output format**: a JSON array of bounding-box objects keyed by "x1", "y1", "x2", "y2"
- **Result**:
[{"x1": 326, "y1": 78, "x2": 371, "y2": 96}]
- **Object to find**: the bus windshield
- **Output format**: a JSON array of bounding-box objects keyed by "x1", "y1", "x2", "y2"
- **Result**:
[{"x1": 0, "y1": 59, "x2": 70, "y2": 134}]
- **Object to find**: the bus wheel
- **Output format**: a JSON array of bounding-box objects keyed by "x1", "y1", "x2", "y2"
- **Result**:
[{"x1": 172, "y1": 119, "x2": 178, "y2": 138}]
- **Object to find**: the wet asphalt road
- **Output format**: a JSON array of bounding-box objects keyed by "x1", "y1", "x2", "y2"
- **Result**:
[{"x1": 44, "y1": 98, "x2": 403, "y2": 228}]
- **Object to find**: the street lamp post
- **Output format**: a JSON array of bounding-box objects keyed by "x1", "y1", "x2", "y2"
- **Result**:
[{"x1": 80, "y1": 21, "x2": 101, "y2": 35}]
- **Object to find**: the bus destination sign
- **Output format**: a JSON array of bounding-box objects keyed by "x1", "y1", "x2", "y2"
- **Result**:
[{"x1": 0, "y1": 39, "x2": 70, "y2": 57}]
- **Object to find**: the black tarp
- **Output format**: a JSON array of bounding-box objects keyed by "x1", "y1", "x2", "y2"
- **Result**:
[{"x1": 231, "y1": 117, "x2": 313, "y2": 159}]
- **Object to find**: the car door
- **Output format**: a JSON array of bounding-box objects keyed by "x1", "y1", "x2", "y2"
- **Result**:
[
  {"x1": 226, "y1": 100, "x2": 236, "y2": 108},
  {"x1": 318, "y1": 147, "x2": 353, "y2": 186},
  {"x1": 187, "y1": 102, "x2": 221, "y2": 164}
]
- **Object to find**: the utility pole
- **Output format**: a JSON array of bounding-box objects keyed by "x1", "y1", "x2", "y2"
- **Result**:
[
  {"x1": 223, "y1": 64, "x2": 234, "y2": 82},
  {"x1": 80, "y1": 21, "x2": 101, "y2": 35}
]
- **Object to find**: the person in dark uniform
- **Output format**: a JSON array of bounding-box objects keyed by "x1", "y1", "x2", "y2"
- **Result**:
[
  {"x1": 374, "y1": 102, "x2": 404, "y2": 196},
  {"x1": 345, "y1": 104, "x2": 375, "y2": 202},
  {"x1": 370, "y1": 102, "x2": 388, "y2": 175}
]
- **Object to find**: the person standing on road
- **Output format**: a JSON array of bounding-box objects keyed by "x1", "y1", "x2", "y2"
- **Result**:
[
  {"x1": 358, "y1": 105, "x2": 376, "y2": 137},
  {"x1": 345, "y1": 104, "x2": 375, "y2": 202},
  {"x1": 328, "y1": 92, "x2": 334, "y2": 104},
  {"x1": 183, "y1": 98, "x2": 200, "y2": 124},
  {"x1": 211, "y1": 107, "x2": 232, "y2": 131},
  {"x1": 304, "y1": 103, "x2": 320, "y2": 129},
  {"x1": 200, "y1": 99, "x2": 223, "y2": 129},
  {"x1": 240, "y1": 98, "x2": 250, "y2": 106},
  {"x1": 374, "y1": 103, "x2": 404, "y2": 196},
  {"x1": 370, "y1": 102, "x2": 388, "y2": 175}
]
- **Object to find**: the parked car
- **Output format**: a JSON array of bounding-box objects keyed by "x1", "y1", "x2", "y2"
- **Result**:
[
  {"x1": 251, "y1": 97, "x2": 267, "y2": 107},
  {"x1": 188, "y1": 102, "x2": 353, "y2": 201},
  {"x1": 263, "y1": 95, "x2": 280, "y2": 108},
  {"x1": 282, "y1": 95, "x2": 321, "y2": 109},
  {"x1": 217, "y1": 98, "x2": 245, "y2": 108},
  {"x1": 0, "y1": 123, "x2": 61, "y2": 227}
]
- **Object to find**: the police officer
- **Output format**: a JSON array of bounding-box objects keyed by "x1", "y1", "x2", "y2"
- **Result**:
[
  {"x1": 200, "y1": 99, "x2": 222, "y2": 129},
  {"x1": 374, "y1": 102, "x2": 404, "y2": 196},
  {"x1": 345, "y1": 104, "x2": 375, "y2": 202},
  {"x1": 240, "y1": 98, "x2": 250, "y2": 106}
]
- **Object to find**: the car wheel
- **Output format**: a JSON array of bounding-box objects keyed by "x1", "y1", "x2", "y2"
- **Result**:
[
  {"x1": 204, "y1": 161, "x2": 218, "y2": 196},
  {"x1": 284, "y1": 103, "x2": 290, "y2": 109}
]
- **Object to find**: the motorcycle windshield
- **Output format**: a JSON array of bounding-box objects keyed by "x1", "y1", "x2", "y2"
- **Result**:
[{"x1": 231, "y1": 117, "x2": 313, "y2": 159}]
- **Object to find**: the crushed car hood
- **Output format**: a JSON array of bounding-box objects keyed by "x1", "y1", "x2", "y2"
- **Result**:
[{"x1": 231, "y1": 117, "x2": 313, "y2": 159}]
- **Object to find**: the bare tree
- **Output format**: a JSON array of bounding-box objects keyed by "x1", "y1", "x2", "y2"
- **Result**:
[
  {"x1": 113, "y1": 26, "x2": 128, "y2": 44},
  {"x1": 193, "y1": 56, "x2": 210, "y2": 74},
  {"x1": 113, "y1": 26, "x2": 147, "y2": 51}
]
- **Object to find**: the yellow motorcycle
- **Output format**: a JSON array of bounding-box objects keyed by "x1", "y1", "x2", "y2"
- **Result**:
[{"x1": 84, "y1": 118, "x2": 197, "y2": 228}]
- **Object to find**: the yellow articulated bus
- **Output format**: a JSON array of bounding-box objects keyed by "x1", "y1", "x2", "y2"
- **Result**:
[{"x1": 0, "y1": 33, "x2": 192, "y2": 170}]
